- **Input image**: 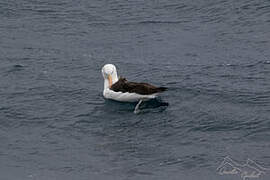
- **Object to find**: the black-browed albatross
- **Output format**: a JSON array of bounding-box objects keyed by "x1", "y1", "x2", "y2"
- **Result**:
[{"x1": 101, "y1": 64, "x2": 167, "y2": 113}]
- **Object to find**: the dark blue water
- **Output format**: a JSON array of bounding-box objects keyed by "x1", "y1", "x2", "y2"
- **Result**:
[{"x1": 1, "y1": 0, "x2": 270, "y2": 180}]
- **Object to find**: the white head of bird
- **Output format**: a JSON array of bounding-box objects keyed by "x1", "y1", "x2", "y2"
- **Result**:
[{"x1": 101, "y1": 64, "x2": 119, "y2": 90}]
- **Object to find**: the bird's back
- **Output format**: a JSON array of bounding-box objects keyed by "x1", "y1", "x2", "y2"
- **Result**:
[{"x1": 110, "y1": 77, "x2": 167, "y2": 95}]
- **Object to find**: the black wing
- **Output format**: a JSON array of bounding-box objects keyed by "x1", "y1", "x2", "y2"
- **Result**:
[{"x1": 110, "y1": 77, "x2": 167, "y2": 95}]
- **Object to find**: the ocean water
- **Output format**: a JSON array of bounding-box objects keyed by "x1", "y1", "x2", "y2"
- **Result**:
[{"x1": 0, "y1": 0, "x2": 270, "y2": 180}]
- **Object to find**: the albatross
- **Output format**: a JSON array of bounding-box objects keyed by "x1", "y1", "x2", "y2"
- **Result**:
[{"x1": 101, "y1": 64, "x2": 167, "y2": 113}]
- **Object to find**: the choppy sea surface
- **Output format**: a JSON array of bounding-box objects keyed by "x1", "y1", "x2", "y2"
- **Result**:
[{"x1": 1, "y1": 0, "x2": 270, "y2": 180}]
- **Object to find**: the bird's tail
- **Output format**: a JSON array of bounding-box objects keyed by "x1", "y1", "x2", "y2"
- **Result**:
[{"x1": 157, "y1": 87, "x2": 168, "y2": 92}]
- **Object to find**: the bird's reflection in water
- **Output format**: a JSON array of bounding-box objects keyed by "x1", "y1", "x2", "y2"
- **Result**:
[{"x1": 103, "y1": 97, "x2": 169, "y2": 114}]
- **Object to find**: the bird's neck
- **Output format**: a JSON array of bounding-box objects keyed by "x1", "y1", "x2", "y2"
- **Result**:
[
  {"x1": 104, "y1": 73, "x2": 119, "y2": 90},
  {"x1": 104, "y1": 79, "x2": 110, "y2": 90}
]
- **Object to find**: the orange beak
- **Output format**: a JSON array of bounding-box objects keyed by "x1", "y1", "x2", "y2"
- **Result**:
[{"x1": 108, "y1": 75, "x2": 112, "y2": 88}]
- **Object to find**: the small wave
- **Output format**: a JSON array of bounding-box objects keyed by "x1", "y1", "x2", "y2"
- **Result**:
[
  {"x1": 6, "y1": 64, "x2": 25, "y2": 73},
  {"x1": 138, "y1": 20, "x2": 188, "y2": 25}
]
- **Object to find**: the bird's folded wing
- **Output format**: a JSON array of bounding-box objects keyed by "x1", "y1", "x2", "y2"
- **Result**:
[{"x1": 111, "y1": 77, "x2": 166, "y2": 95}]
